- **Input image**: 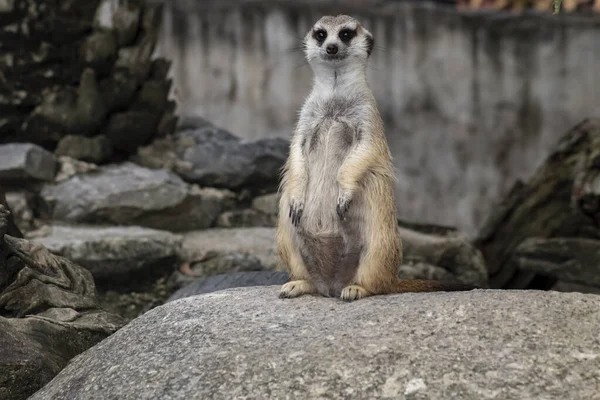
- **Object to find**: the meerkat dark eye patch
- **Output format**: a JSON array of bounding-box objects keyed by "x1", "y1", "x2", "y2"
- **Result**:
[
  {"x1": 313, "y1": 29, "x2": 327, "y2": 44},
  {"x1": 338, "y1": 28, "x2": 357, "y2": 42}
]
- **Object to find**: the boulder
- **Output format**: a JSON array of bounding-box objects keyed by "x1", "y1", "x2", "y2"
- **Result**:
[
  {"x1": 216, "y1": 209, "x2": 276, "y2": 228},
  {"x1": 27, "y1": 224, "x2": 183, "y2": 290},
  {"x1": 167, "y1": 252, "x2": 266, "y2": 292},
  {"x1": 5, "y1": 191, "x2": 36, "y2": 233},
  {"x1": 181, "y1": 227, "x2": 279, "y2": 270},
  {"x1": 168, "y1": 271, "x2": 290, "y2": 301},
  {"x1": 399, "y1": 226, "x2": 488, "y2": 288},
  {"x1": 38, "y1": 162, "x2": 235, "y2": 231},
  {"x1": 251, "y1": 192, "x2": 279, "y2": 215},
  {"x1": 513, "y1": 237, "x2": 600, "y2": 288},
  {"x1": 0, "y1": 203, "x2": 124, "y2": 400},
  {"x1": 135, "y1": 122, "x2": 289, "y2": 192},
  {"x1": 475, "y1": 119, "x2": 600, "y2": 289},
  {"x1": 0, "y1": 143, "x2": 57, "y2": 183},
  {"x1": 54, "y1": 134, "x2": 113, "y2": 164},
  {"x1": 29, "y1": 288, "x2": 600, "y2": 399}
]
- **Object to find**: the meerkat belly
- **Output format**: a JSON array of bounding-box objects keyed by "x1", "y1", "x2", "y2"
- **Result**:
[{"x1": 298, "y1": 119, "x2": 363, "y2": 297}]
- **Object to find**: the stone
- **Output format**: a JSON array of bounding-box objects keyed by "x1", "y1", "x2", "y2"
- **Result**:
[
  {"x1": 102, "y1": 111, "x2": 160, "y2": 153},
  {"x1": 5, "y1": 191, "x2": 35, "y2": 233},
  {"x1": 513, "y1": 237, "x2": 600, "y2": 288},
  {"x1": 173, "y1": 123, "x2": 289, "y2": 192},
  {"x1": 167, "y1": 252, "x2": 266, "y2": 292},
  {"x1": 399, "y1": 226, "x2": 489, "y2": 288},
  {"x1": 251, "y1": 192, "x2": 279, "y2": 215},
  {"x1": 168, "y1": 271, "x2": 290, "y2": 301},
  {"x1": 181, "y1": 227, "x2": 279, "y2": 270},
  {"x1": 398, "y1": 262, "x2": 455, "y2": 281},
  {"x1": 99, "y1": 69, "x2": 140, "y2": 113},
  {"x1": 80, "y1": 31, "x2": 118, "y2": 75},
  {"x1": 0, "y1": 143, "x2": 57, "y2": 182},
  {"x1": 54, "y1": 156, "x2": 99, "y2": 182},
  {"x1": 29, "y1": 288, "x2": 600, "y2": 399},
  {"x1": 112, "y1": 2, "x2": 141, "y2": 46},
  {"x1": 38, "y1": 162, "x2": 235, "y2": 231},
  {"x1": 24, "y1": 68, "x2": 107, "y2": 138},
  {"x1": 216, "y1": 208, "x2": 275, "y2": 228},
  {"x1": 54, "y1": 134, "x2": 113, "y2": 164},
  {"x1": 27, "y1": 225, "x2": 183, "y2": 289},
  {"x1": 0, "y1": 204, "x2": 125, "y2": 400}
]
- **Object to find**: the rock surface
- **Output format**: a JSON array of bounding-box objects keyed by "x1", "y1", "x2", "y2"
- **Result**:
[
  {"x1": 0, "y1": 144, "x2": 57, "y2": 183},
  {"x1": 30, "y1": 287, "x2": 600, "y2": 400},
  {"x1": 38, "y1": 162, "x2": 235, "y2": 231},
  {"x1": 181, "y1": 227, "x2": 279, "y2": 270},
  {"x1": 54, "y1": 135, "x2": 113, "y2": 164},
  {"x1": 136, "y1": 123, "x2": 289, "y2": 192},
  {"x1": 0, "y1": 203, "x2": 124, "y2": 400},
  {"x1": 168, "y1": 271, "x2": 290, "y2": 301},
  {"x1": 27, "y1": 224, "x2": 183, "y2": 289}
]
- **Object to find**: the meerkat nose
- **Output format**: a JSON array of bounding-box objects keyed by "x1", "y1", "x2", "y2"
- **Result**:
[{"x1": 326, "y1": 44, "x2": 338, "y2": 55}]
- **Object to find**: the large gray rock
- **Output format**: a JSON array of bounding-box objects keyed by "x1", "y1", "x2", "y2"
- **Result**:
[
  {"x1": 0, "y1": 143, "x2": 57, "y2": 182},
  {"x1": 27, "y1": 225, "x2": 183, "y2": 289},
  {"x1": 38, "y1": 162, "x2": 235, "y2": 231},
  {"x1": 30, "y1": 288, "x2": 600, "y2": 400},
  {"x1": 135, "y1": 122, "x2": 289, "y2": 192}
]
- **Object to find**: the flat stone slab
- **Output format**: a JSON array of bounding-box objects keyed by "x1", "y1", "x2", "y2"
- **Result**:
[
  {"x1": 30, "y1": 288, "x2": 600, "y2": 399},
  {"x1": 38, "y1": 162, "x2": 235, "y2": 231},
  {"x1": 27, "y1": 224, "x2": 183, "y2": 287},
  {"x1": 0, "y1": 143, "x2": 57, "y2": 182}
]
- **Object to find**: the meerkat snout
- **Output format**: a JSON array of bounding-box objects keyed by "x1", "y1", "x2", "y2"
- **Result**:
[{"x1": 304, "y1": 14, "x2": 374, "y2": 64}]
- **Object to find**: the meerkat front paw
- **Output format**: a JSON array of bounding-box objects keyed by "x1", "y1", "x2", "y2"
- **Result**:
[
  {"x1": 288, "y1": 199, "x2": 304, "y2": 227},
  {"x1": 340, "y1": 285, "x2": 369, "y2": 302},
  {"x1": 336, "y1": 190, "x2": 353, "y2": 219},
  {"x1": 279, "y1": 280, "x2": 315, "y2": 298}
]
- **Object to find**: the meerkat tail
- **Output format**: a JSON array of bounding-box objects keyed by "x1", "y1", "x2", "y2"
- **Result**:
[{"x1": 393, "y1": 279, "x2": 477, "y2": 293}]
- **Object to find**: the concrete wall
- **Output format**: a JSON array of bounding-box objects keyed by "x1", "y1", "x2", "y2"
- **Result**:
[{"x1": 155, "y1": 1, "x2": 600, "y2": 235}]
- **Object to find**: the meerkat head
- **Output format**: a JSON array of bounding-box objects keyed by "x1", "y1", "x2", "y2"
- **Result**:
[{"x1": 304, "y1": 15, "x2": 374, "y2": 68}]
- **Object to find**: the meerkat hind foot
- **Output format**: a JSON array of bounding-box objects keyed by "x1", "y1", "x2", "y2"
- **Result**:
[
  {"x1": 279, "y1": 280, "x2": 315, "y2": 299},
  {"x1": 340, "y1": 285, "x2": 370, "y2": 302}
]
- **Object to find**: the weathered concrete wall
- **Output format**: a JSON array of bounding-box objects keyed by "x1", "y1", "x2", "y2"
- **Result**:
[{"x1": 156, "y1": 1, "x2": 600, "y2": 235}]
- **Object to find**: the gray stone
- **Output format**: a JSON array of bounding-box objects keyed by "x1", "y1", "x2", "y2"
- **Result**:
[
  {"x1": 168, "y1": 271, "x2": 290, "y2": 302},
  {"x1": 80, "y1": 31, "x2": 118, "y2": 74},
  {"x1": 0, "y1": 204, "x2": 125, "y2": 400},
  {"x1": 181, "y1": 227, "x2": 278, "y2": 270},
  {"x1": 54, "y1": 134, "x2": 113, "y2": 164},
  {"x1": 54, "y1": 156, "x2": 99, "y2": 182},
  {"x1": 38, "y1": 162, "x2": 235, "y2": 231},
  {"x1": 216, "y1": 208, "x2": 275, "y2": 228},
  {"x1": 5, "y1": 191, "x2": 36, "y2": 232},
  {"x1": 0, "y1": 143, "x2": 57, "y2": 182},
  {"x1": 173, "y1": 124, "x2": 289, "y2": 191},
  {"x1": 30, "y1": 287, "x2": 600, "y2": 400},
  {"x1": 399, "y1": 226, "x2": 488, "y2": 288},
  {"x1": 398, "y1": 262, "x2": 455, "y2": 281},
  {"x1": 514, "y1": 237, "x2": 600, "y2": 287},
  {"x1": 102, "y1": 111, "x2": 160, "y2": 153},
  {"x1": 27, "y1": 225, "x2": 183, "y2": 289},
  {"x1": 167, "y1": 252, "x2": 266, "y2": 292},
  {"x1": 112, "y1": 2, "x2": 141, "y2": 46},
  {"x1": 251, "y1": 192, "x2": 279, "y2": 215}
]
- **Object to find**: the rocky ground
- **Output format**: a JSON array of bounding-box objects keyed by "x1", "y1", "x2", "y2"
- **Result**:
[{"x1": 29, "y1": 287, "x2": 600, "y2": 400}]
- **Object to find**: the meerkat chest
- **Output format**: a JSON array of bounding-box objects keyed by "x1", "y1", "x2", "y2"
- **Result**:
[{"x1": 302, "y1": 96, "x2": 366, "y2": 157}]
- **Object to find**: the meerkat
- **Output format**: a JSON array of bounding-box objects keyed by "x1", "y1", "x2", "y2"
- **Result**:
[{"x1": 276, "y1": 15, "x2": 475, "y2": 302}]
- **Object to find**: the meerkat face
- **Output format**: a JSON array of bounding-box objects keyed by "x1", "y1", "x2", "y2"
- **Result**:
[{"x1": 304, "y1": 15, "x2": 374, "y2": 66}]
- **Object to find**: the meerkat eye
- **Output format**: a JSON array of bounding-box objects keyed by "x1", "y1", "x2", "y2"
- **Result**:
[
  {"x1": 313, "y1": 29, "x2": 327, "y2": 42},
  {"x1": 339, "y1": 28, "x2": 356, "y2": 42}
]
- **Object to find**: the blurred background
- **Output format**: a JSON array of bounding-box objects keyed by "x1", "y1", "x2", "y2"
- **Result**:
[{"x1": 157, "y1": 0, "x2": 599, "y2": 235}]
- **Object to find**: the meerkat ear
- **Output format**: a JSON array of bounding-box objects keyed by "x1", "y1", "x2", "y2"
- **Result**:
[{"x1": 364, "y1": 30, "x2": 374, "y2": 56}]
